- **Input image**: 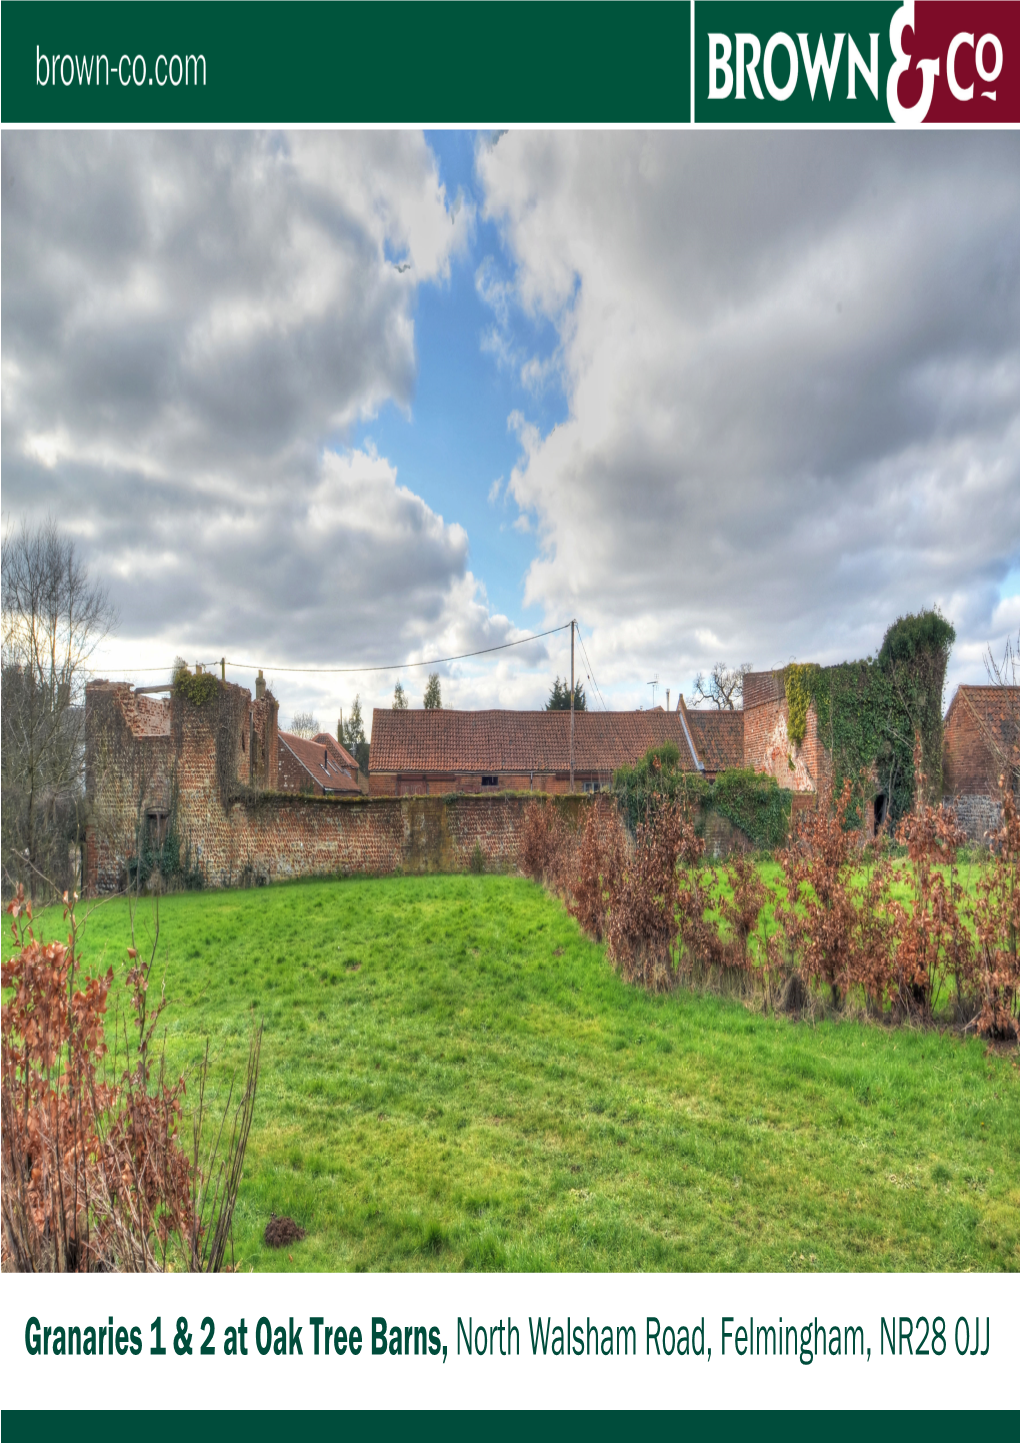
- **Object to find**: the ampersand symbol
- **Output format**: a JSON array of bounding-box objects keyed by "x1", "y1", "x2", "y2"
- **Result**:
[{"x1": 174, "y1": 1317, "x2": 193, "y2": 1355}]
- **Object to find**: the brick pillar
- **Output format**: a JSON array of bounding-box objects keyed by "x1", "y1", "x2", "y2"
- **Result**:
[{"x1": 267, "y1": 700, "x2": 279, "y2": 789}]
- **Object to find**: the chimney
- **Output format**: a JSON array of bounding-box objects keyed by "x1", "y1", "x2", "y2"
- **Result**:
[
  {"x1": 666, "y1": 689, "x2": 670, "y2": 712},
  {"x1": 255, "y1": 669, "x2": 266, "y2": 700}
]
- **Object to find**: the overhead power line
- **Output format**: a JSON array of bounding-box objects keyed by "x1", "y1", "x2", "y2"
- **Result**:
[{"x1": 88, "y1": 621, "x2": 572, "y2": 678}]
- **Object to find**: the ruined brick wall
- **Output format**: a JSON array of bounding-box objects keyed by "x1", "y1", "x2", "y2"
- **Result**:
[
  {"x1": 85, "y1": 683, "x2": 174, "y2": 892},
  {"x1": 85, "y1": 679, "x2": 278, "y2": 891},
  {"x1": 743, "y1": 695, "x2": 822, "y2": 792}
]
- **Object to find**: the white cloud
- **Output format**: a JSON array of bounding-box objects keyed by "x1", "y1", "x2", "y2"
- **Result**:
[
  {"x1": 478, "y1": 132, "x2": 1020, "y2": 704},
  {"x1": 1, "y1": 131, "x2": 506, "y2": 723}
]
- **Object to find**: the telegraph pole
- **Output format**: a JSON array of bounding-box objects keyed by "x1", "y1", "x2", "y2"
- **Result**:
[{"x1": 569, "y1": 618, "x2": 575, "y2": 793}]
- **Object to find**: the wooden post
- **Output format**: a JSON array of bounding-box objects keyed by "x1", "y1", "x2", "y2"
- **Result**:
[
  {"x1": 221, "y1": 656, "x2": 226, "y2": 681},
  {"x1": 569, "y1": 619, "x2": 575, "y2": 794}
]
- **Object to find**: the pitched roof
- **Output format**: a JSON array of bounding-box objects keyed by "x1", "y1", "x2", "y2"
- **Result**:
[
  {"x1": 314, "y1": 732, "x2": 361, "y2": 773},
  {"x1": 945, "y1": 685, "x2": 1020, "y2": 736},
  {"x1": 279, "y1": 731, "x2": 361, "y2": 792},
  {"x1": 369, "y1": 708, "x2": 699, "y2": 775},
  {"x1": 685, "y1": 707, "x2": 745, "y2": 771}
]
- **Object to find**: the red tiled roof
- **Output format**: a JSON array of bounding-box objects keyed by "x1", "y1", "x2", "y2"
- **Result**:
[
  {"x1": 945, "y1": 685, "x2": 1020, "y2": 735},
  {"x1": 685, "y1": 708, "x2": 745, "y2": 771},
  {"x1": 314, "y1": 732, "x2": 361, "y2": 773},
  {"x1": 369, "y1": 709, "x2": 699, "y2": 775},
  {"x1": 279, "y1": 731, "x2": 361, "y2": 792}
]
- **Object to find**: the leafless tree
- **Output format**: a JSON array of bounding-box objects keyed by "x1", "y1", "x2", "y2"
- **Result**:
[
  {"x1": 289, "y1": 711, "x2": 320, "y2": 738},
  {"x1": 1, "y1": 519, "x2": 116, "y2": 896},
  {"x1": 689, "y1": 661, "x2": 752, "y2": 711}
]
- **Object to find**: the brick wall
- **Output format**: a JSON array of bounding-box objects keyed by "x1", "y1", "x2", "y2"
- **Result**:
[
  {"x1": 742, "y1": 695, "x2": 822, "y2": 792},
  {"x1": 86, "y1": 680, "x2": 802, "y2": 895},
  {"x1": 952, "y1": 793, "x2": 1002, "y2": 845},
  {"x1": 944, "y1": 693, "x2": 998, "y2": 798}
]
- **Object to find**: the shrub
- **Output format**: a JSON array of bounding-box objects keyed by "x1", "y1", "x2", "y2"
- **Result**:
[
  {"x1": 893, "y1": 745, "x2": 971, "y2": 1019},
  {"x1": 971, "y1": 784, "x2": 1020, "y2": 1039},
  {"x1": 776, "y1": 778, "x2": 866, "y2": 1008},
  {"x1": 519, "y1": 801, "x2": 574, "y2": 892},
  {"x1": 0, "y1": 886, "x2": 261, "y2": 1271},
  {"x1": 607, "y1": 797, "x2": 721, "y2": 992},
  {"x1": 568, "y1": 797, "x2": 625, "y2": 942}
]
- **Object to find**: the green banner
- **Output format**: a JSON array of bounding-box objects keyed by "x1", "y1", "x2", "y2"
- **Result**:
[
  {"x1": 694, "y1": 1, "x2": 897, "y2": 122},
  {"x1": 0, "y1": 0, "x2": 692, "y2": 123}
]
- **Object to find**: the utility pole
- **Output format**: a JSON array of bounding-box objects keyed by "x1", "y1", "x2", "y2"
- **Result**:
[
  {"x1": 569, "y1": 618, "x2": 575, "y2": 794},
  {"x1": 221, "y1": 656, "x2": 226, "y2": 681}
]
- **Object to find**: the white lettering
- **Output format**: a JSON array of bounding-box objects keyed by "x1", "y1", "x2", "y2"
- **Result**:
[
  {"x1": 36, "y1": 45, "x2": 49, "y2": 85},
  {"x1": 848, "y1": 33, "x2": 880, "y2": 99},
  {"x1": 708, "y1": 34, "x2": 733, "y2": 99},
  {"x1": 736, "y1": 33, "x2": 764, "y2": 100},
  {"x1": 156, "y1": 54, "x2": 168, "y2": 86},
  {"x1": 947, "y1": 32, "x2": 974, "y2": 101},
  {"x1": 75, "y1": 54, "x2": 93, "y2": 85},
  {"x1": 976, "y1": 33, "x2": 1003, "y2": 82},
  {"x1": 764, "y1": 32, "x2": 799, "y2": 101},
  {"x1": 798, "y1": 32, "x2": 844, "y2": 100}
]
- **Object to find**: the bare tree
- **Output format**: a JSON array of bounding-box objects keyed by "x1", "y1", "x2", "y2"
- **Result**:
[
  {"x1": 1, "y1": 519, "x2": 116, "y2": 896},
  {"x1": 689, "y1": 662, "x2": 752, "y2": 711},
  {"x1": 289, "y1": 711, "x2": 320, "y2": 738}
]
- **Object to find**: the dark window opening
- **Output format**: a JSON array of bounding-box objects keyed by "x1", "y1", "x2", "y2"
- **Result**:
[
  {"x1": 146, "y1": 811, "x2": 169, "y2": 847},
  {"x1": 583, "y1": 781, "x2": 602, "y2": 794},
  {"x1": 874, "y1": 794, "x2": 888, "y2": 829},
  {"x1": 481, "y1": 775, "x2": 498, "y2": 787}
]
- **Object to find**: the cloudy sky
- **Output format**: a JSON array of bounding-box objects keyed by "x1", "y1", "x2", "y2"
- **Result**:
[{"x1": 2, "y1": 129, "x2": 1018, "y2": 732}]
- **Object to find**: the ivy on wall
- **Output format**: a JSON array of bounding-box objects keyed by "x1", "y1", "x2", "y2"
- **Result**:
[
  {"x1": 709, "y1": 768, "x2": 792, "y2": 850},
  {"x1": 612, "y1": 746, "x2": 792, "y2": 851},
  {"x1": 783, "y1": 662, "x2": 818, "y2": 746},
  {"x1": 790, "y1": 608, "x2": 955, "y2": 826}
]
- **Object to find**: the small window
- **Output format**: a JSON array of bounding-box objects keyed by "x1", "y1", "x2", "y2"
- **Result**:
[
  {"x1": 481, "y1": 775, "x2": 498, "y2": 788},
  {"x1": 583, "y1": 781, "x2": 602, "y2": 794},
  {"x1": 146, "y1": 811, "x2": 169, "y2": 847}
]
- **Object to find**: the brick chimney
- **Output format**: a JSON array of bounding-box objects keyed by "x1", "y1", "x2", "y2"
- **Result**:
[{"x1": 255, "y1": 669, "x2": 266, "y2": 700}]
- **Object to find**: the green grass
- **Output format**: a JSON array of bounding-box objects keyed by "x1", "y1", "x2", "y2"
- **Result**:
[{"x1": 8, "y1": 874, "x2": 1018, "y2": 1273}]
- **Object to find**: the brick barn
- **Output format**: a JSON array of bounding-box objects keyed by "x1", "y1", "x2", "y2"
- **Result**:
[
  {"x1": 942, "y1": 684, "x2": 1020, "y2": 840},
  {"x1": 367, "y1": 676, "x2": 827, "y2": 800}
]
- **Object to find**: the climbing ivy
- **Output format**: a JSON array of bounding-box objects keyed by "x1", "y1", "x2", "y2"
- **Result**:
[
  {"x1": 783, "y1": 663, "x2": 818, "y2": 746},
  {"x1": 611, "y1": 746, "x2": 792, "y2": 851},
  {"x1": 795, "y1": 608, "x2": 955, "y2": 827},
  {"x1": 710, "y1": 768, "x2": 792, "y2": 850}
]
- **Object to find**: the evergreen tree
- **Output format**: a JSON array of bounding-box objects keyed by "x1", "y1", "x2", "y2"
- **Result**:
[
  {"x1": 392, "y1": 681, "x2": 408, "y2": 710},
  {"x1": 342, "y1": 695, "x2": 369, "y2": 772},
  {"x1": 546, "y1": 676, "x2": 586, "y2": 711},
  {"x1": 423, "y1": 673, "x2": 442, "y2": 710}
]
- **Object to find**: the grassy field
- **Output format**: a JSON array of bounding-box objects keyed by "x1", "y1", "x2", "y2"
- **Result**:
[{"x1": 7, "y1": 874, "x2": 1018, "y2": 1273}]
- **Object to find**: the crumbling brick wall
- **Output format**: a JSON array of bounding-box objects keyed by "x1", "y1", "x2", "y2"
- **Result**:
[
  {"x1": 742, "y1": 672, "x2": 825, "y2": 793},
  {"x1": 85, "y1": 678, "x2": 278, "y2": 892}
]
